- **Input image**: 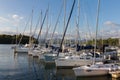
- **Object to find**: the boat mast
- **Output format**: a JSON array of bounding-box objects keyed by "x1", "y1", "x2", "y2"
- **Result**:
[
  {"x1": 58, "y1": 0, "x2": 76, "y2": 56},
  {"x1": 93, "y1": 0, "x2": 100, "y2": 64},
  {"x1": 85, "y1": 15, "x2": 93, "y2": 45},
  {"x1": 32, "y1": 11, "x2": 42, "y2": 38},
  {"x1": 50, "y1": 3, "x2": 63, "y2": 45},
  {"x1": 39, "y1": 11, "x2": 42, "y2": 45},
  {"x1": 63, "y1": 0, "x2": 66, "y2": 46},
  {"x1": 77, "y1": 0, "x2": 80, "y2": 44},
  {"x1": 29, "y1": 9, "x2": 33, "y2": 47},
  {"x1": 18, "y1": 14, "x2": 31, "y2": 45},
  {"x1": 76, "y1": 0, "x2": 81, "y2": 51},
  {"x1": 36, "y1": 9, "x2": 48, "y2": 45},
  {"x1": 15, "y1": 25, "x2": 18, "y2": 45},
  {"x1": 44, "y1": 4, "x2": 50, "y2": 44}
]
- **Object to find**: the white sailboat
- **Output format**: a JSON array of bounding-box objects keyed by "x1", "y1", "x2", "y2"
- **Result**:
[
  {"x1": 55, "y1": 0, "x2": 104, "y2": 69},
  {"x1": 72, "y1": 0, "x2": 120, "y2": 77},
  {"x1": 73, "y1": 63, "x2": 119, "y2": 77},
  {"x1": 14, "y1": 10, "x2": 33, "y2": 54},
  {"x1": 14, "y1": 44, "x2": 29, "y2": 53},
  {"x1": 55, "y1": 52, "x2": 104, "y2": 68},
  {"x1": 28, "y1": 8, "x2": 48, "y2": 59}
]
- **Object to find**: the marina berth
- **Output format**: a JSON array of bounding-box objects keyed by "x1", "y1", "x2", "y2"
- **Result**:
[{"x1": 1, "y1": 0, "x2": 120, "y2": 79}]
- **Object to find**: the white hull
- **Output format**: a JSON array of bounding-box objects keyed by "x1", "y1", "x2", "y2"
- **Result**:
[
  {"x1": 28, "y1": 50, "x2": 33, "y2": 56},
  {"x1": 55, "y1": 55, "x2": 103, "y2": 68},
  {"x1": 55, "y1": 59, "x2": 93, "y2": 68},
  {"x1": 15, "y1": 47, "x2": 29, "y2": 53},
  {"x1": 44, "y1": 53, "x2": 57, "y2": 57},
  {"x1": 38, "y1": 53, "x2": 45, "y2": 60},
  {"x1": 73, "y1": 68, "x2": 109, "y2": 76},
  {"x1": 44, "y1": 53, "x2": 57, "y2": 63},
  {"x1": 73, "y1": 63, "x2": 119, "y2": 77},
  {"x1": 32, "y1": 52, "x2": 39, "y2": 57},
  {"x1": 28, "y1": 49, "x2": 41, "y2": 57}
]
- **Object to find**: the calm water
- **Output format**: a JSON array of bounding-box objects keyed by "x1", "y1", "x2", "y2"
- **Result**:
[{"x1": 0, "y1": 44, "x2": 119, "y2": 80}]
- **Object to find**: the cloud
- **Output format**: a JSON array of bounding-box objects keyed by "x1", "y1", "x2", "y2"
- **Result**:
[
  {"x1": 0, "y1": 17, "x2": 10, "y2": 23},
  {"x1": 0, "y1": 26, "x2": 17, "y2": 35},
  {"x1": 101, "y1": 21, "x2": 120, "y2": 38},
  {"x1": 12, "y1": 14, "x2": 23, "y2": 21},
  {"x1": 98, "y1": 29, "x2": 120, "y2": 39},
  {"x1": 11, "y1": 14, "x2": 24, "y2": 26},
  {"x1": 0, "y1": 14, "x2": 24, "y2": 35},
  {"x1": 0, "y1": 14, "x2": 24, "y2": 26},
  {"x1": 104, "y1": 21, "x2": 120, "y2": 27}
]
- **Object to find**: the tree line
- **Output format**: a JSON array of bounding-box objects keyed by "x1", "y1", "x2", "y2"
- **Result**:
[
  {"x1": 0, "y1": 34, "x2": 119, "y2": 47},
  {"x1": 0, "y1": 34, "x2": 38, "y2": 44},
  {"x1": 86, "y1": 38, "x2": 119, "y2": 46}
]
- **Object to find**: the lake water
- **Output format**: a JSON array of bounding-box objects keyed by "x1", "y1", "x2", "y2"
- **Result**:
[{"x1": 0, "y1": 44, "x2": 119, "y2": 80}]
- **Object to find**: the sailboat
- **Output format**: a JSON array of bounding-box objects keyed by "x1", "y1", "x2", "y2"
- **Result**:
[
  {"x1": 14, "y1": 11, "x2": 33, "y2": 53},
  {"x1": 44, "y1": 0, "x2": 76, "y2": 63},
  {"x1": 28, "y1": 8, "x2": 48, "y2": 58},
  {"x1": 43, "y1": 3, "x2": 62, "y2": 63},
  {"x1": 73, "y1": 0, "x2": 120, "y2": 77},
  {"x1": 55, "y1": 0, "x2": 104, "y2": 69},
  {"x1": 14, "y1": 44, "x2": 29, "y2": 53},
  {"x1": 73, "y1": 63, "x2": 119, "y2": 77}
]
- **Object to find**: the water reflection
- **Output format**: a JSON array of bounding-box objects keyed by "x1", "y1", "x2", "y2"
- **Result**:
[
  {"x1": 112, "y1": 78, "x2": 120, "y2": 80},
  {"x1": 56, "y1": 69, "x2": 76, "y2": 80},
  {"x1": 76, "y1": 76, "x2": 111, "y2": 80}
]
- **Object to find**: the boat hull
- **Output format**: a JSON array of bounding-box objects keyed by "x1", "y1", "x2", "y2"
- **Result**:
[
  {"x1": 44, "y1": 53, "x2": 57, "y2": 63},
  {"x1": 14, "y1": 47, "x2": 29, "y2": 53},
  {"x1": 55, "y1": 59, "x2": 93, "y2": 68},
  {"x1": 73, "y1": 68, "x2": 109, "y2": 77}
]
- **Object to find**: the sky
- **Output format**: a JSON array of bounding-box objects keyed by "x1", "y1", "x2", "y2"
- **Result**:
[{"x1": 0, "y1": 0, "x2": 120, "y2": 39}]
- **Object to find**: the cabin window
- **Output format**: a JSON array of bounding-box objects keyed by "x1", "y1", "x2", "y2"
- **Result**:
[
  {"x1": 80, "y1": 58, "x2": 84, "y2": 59},
  {"x1": 86, "y1": 57, "x2": 90, "y2": 59}
]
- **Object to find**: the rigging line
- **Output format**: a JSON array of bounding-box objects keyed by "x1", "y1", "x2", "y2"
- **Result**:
[
  {"x1": 84, "y1": 14, "x2": 91, "y2": 41},
  {"x1": 18, "y1": 12, "x2": 32, "y2": 45},
  {"x1": 36, "y1": 8, "x2": 48, "y2": 44},
  {"x1": 32, "y1": 11, "x2": 42, "y2": 38},
  {"x1": 77, "y1": 0, "x2": 80, "y2": 27},
  {"x1": 63, "y1": 0, "x2": 66, "y2": 33},
  {"x1": 29, "y1": 9, "x2": 34, "y2": 45},
  {"x1": 50, "y1": 1, "x2": 63, "y2": 45},
  {"x1": 63, "y1": 0, "x2": 66, "y2": 45},
  {"x1": 44, "y1": 5, "x2": 50, "y2": 43},
  {"x1": 77, "y1": 0, "x2": 82, "y2": 44},
  {"x1": 76, "y1": 16, "x2": 80, "y2": 44},
  {"x1": 44, "y1": 23, "x2": 51, "y2": 43},
  {"x1": 93, "y1": 0, "x2": 100, "y2": 64},
  {"x1": 86, "y1": 15, "x2": 93, "y2": 44},
  {"x1": 58, "y1": 0, "x2": 76, "y2": 56}
]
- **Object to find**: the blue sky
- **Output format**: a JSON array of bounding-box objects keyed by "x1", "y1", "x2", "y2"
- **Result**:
[{"x1": 0, "y1": 0, "x2": 120, "y2": 39}]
